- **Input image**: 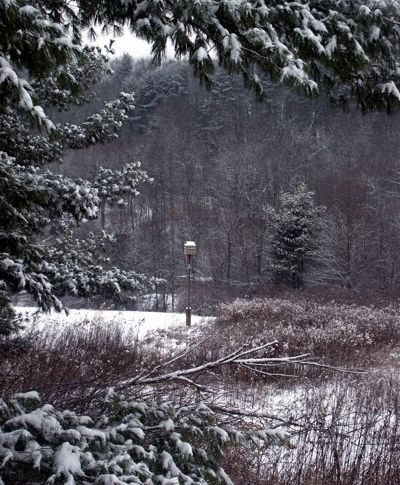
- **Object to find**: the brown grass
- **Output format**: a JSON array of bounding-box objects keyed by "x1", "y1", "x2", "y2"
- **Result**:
[
  {"x1": 3, "y1": 297, "x2": 400, "y2": 484},
  {"x1": 223, "y1": 372, "x2": 400, "y2": 484},
  {"x1": 0, "y1": 320, "x2": 158, "y2": 412}
]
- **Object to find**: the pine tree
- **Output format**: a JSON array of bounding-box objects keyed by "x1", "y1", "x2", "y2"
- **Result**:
[
  {"x1": 3, "y1": 0, "x2": 400, "y2": 118},
  {"x1": 0, "y1": 87, "x2": 164, "y2": 334},
  {"x1": 0, "y1": 7, "x2": 158, "y2": 340},
  {"x1": 0, "y1": 389, "x2": 291, "y2": 484},
  {"x1": 269, "y1": 183, "x2": 325, "y2": 288}
]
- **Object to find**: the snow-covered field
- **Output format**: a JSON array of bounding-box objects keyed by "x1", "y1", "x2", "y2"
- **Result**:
[
  {"x1": 16, "y1": 306, "x2": 213, "y2": 339},
  {"x1": 9, "y1": 305, "x2": 400, "y2": 483}
]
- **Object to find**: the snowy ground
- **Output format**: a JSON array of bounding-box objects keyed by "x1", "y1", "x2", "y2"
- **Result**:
[{"x1": 16, "y1": 306, "x2": 213, "y2": 340}]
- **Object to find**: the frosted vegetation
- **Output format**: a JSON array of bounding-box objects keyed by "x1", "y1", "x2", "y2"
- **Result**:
[
  {"x1": 2, "y1": 0, "x2": 400, "y2": 483},
  {"x1": 3, "y1": 298, "x2": 400, "y2": 482},
  {"x1": 0, "y1": 389, "x2": 289, "y2": 484}
]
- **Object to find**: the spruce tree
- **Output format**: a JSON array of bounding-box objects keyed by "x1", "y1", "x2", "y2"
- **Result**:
[{"x1": 269, "y1": 183, "x2": 325, "y2": 288}]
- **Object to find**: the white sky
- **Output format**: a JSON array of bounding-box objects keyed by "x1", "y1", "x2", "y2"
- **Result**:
[
  {"x1": 88, "y1": 27, "x2": 174, "y2": 59},
  {"x1": 95, "y1": 31, "x2": 152, "y2": 57}
]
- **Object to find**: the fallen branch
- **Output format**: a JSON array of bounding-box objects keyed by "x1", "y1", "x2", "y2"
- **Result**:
[{"x1": 117, "y1": 340, "x2": 358, "y2": 390}]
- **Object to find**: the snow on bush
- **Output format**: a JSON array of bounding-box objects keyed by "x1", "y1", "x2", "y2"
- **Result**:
[
  {"x1": 0, "y1": 390, "x2": 291, "y2": 484},
  {"x1": 216, "y1": 298, "x2": 400, "y2": 359}
]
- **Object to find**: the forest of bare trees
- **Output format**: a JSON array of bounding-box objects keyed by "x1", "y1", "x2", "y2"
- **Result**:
[{"x1": 53, "y1": 55, "x2": 400, "y2": 310}]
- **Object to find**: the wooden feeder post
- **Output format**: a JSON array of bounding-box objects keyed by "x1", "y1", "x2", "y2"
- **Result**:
[{"x1": 183, "y1": 241, "x2": 197, "y2": 327}]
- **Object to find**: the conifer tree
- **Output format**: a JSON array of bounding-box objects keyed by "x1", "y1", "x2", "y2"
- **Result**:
[
  {"x1": 269, "y1": 183, "x2": 325, "y2": 288},
  {"x1": 2, "y1": 0, "x2": 400, "y2": 119},
  {"x1": 0, "y1": 8, "x2": 156, "y2": 339}
]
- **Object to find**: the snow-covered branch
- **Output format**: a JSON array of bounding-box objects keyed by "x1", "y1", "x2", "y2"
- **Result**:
[{"x1": 119, "y1": 339, "x2": 359, "y2": 391}]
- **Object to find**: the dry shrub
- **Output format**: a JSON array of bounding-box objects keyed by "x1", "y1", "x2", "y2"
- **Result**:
[
  {"x1": 215, "y1": 298, "x2": 400, "y2": 366},
  {"x1": 0, "y1": 316, "x2": 220, "y2": 413},
  {"x1": 2, "y1": 302, "x2": 400, "y2": 484},
  {"x1": 0, "y1": 319, "x2": 165, "y2": 413},
  {"x1": 223, "y1": 372, "x2": 400, "y2": 484}
]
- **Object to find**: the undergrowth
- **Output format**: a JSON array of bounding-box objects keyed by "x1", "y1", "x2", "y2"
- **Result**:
[
  {"x1": 214, "y1": 297, "x2": 400, "y2": 367},
  {"x1": 2, "y1": 297, "x2": 400, "y2": 484}
]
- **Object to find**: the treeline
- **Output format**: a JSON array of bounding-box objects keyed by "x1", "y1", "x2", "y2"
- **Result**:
[{"x1": 56, "y1": 55, "x2": 400, "y2": 302}]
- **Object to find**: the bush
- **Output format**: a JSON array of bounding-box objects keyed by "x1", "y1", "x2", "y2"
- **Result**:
[
  {"x1": 0, "y1": 318, "x2": 167, "y2": 411},
  {"x1": 0, "y1": 390, "x2": 291, "y2": 484},
  {"x1": 223, "y1": 373, "x2": 400, "y2": 484},
  {"x1": 215, "y1": 298, "x2": 400, "y2": 364}
]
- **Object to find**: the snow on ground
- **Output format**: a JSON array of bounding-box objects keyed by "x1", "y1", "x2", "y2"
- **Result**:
[{"x1": 16, "y1": 306, "x2": 213, "y2": 340}]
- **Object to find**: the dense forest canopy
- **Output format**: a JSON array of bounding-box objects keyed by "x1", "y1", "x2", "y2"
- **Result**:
[
  {"x1": 1, "y1": 0, "x2": 400, "y2": 323},
  {"x1": 58, "y1": 57, "x2": 400, "y2": 307}
]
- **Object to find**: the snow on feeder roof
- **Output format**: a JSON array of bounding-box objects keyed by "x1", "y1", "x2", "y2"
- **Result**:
[{"x1": 183, "y1": 241, "x2": 197, "y2": 256}]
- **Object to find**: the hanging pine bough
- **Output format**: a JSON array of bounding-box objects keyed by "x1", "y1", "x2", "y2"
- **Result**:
[
  {"x1": 0, "y1": 10, "x2": 159, "y2": 331},
  {"x1": 0, "y1": 151, "x2": 160, "y2": 337},
  {"x1": 0, "y1": 390, "x2": 291, "y2": 484},
  {"x1": 0, "y1": 95, "x2": 161, "y2": 337},
  {"x1": 1, "y1": 0, "x2": 400, "y2": 120},
  {"x1": 78, "y1": 0, "x2": 400, "y2": 111},
  {"x1": 41, "y1": 232, "x2": 162, "y2": 301}
]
